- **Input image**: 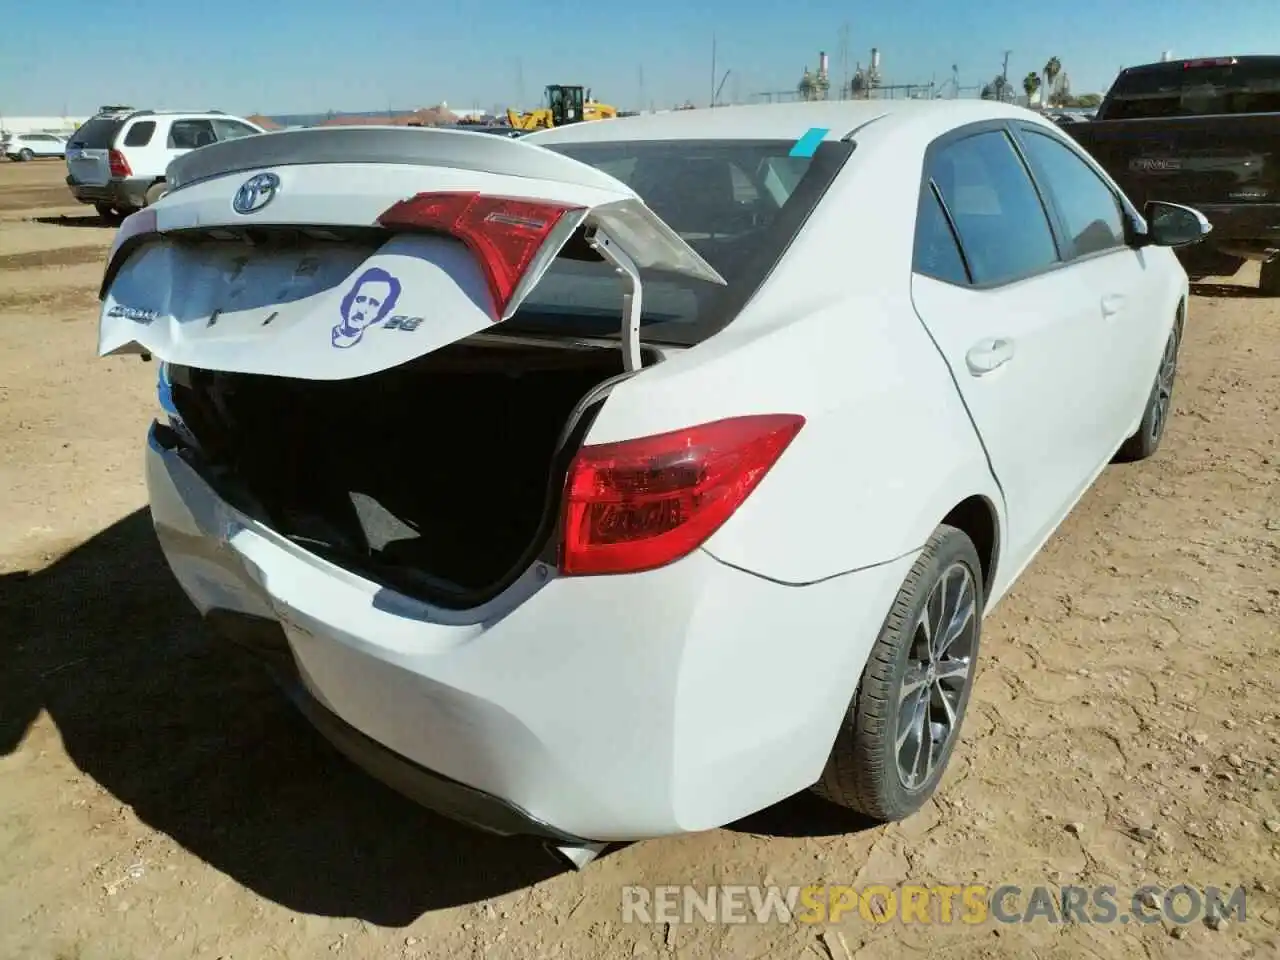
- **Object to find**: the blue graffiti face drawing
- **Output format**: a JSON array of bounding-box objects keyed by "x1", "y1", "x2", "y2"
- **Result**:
[{"x1": 332, "y1": 267, "x2": 402, "y2": 348}]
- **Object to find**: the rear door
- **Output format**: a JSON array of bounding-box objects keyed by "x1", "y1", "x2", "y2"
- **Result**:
[
  {"x1": 910, "y1": 124, "x2": 1127, "y2": 569},
  {"x1": 66, "y1": 115, "x2": 124, "y2": 185}
]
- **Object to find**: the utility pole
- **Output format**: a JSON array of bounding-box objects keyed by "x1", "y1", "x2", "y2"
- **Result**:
[
  {"x1": 1001, "y1": 50, "x2": 1011, "y2": 101},
  {"x1": 638, "y1": 64, "x2": 645, "y2": 113},
  {"x1": 839, "y1": 23, "x2": 850, "y2": 100},
  {"x1": 711, "y1": 33, "x2": 717, "y2": 107}
]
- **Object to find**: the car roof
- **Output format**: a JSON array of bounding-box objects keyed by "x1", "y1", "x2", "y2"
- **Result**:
[{"x1": 526, "y1": 99, "x2": 1041, "y2": 147}]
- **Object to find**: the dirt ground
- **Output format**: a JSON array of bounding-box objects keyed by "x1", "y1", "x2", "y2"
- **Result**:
[{"x1": 1, "y1": 158, "x2": 1277, "y2": 960}]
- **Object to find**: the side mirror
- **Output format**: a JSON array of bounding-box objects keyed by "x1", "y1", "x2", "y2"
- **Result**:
[{"x1": 1142, "y1": 201, "x2": 1212, "y2": 248}]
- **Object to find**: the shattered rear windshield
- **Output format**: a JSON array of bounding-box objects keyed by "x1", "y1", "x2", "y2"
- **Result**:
[{"x1": 504, "y1": 137, "x2": 849, "y2": 346}]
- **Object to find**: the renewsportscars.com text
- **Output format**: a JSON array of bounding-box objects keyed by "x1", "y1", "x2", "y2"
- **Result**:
[{"x1": 620, "y1": 883, "x2": 1248, "y2": 926}]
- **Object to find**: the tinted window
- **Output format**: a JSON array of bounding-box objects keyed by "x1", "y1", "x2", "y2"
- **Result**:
[
  {"x1": 1101, "y1": 58, "x2": 1280, "y2": 119},
  {"x1": 913, "y1": 186, "x2": 970, "y2": 285},
  {"x1": 69, "y1": 116, "x2": 124, "y2": 148},
  {"x1": 504, "y1": 138, "x2": 845, "y2": 344},
  {"x1": 213, "y1": 119, "x2": 260, "y2": 141},
  {"x1": 123, "y1": 121, "x2": 156, "y2": 147},
  {"x1": 1018, "y1": 129, "x2": 1126, "y2": 257},
  {"x1": 930, "y1": 131, "x2": 1059, "y2": 286},
  {"x1": 168, "y1": 119, "x2": 217, "y2": 149}
]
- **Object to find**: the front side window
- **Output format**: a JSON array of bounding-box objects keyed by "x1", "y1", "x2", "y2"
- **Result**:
[
  {"x1": 1018, "y1": 129, "x2": 1126, "y2": 257},
  {"x1": 213, "y1": 119, "x2": 260, "y2": 141},
  {"x1": 929, "y1": 131, "x2": 1060, "y2": 285},
  {"x1": 168, "y1": 119, "x2": 217, "y2": 149}
]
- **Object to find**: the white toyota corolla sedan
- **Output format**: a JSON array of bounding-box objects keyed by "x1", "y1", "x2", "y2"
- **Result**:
[{"x1": 98, "y1": 100, "x2": 1207, "y2": 867}]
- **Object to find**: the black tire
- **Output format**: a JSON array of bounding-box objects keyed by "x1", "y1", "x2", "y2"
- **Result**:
[
  {"x1": 93, "y1": 203, "x2": 118, "y2": 221},
  {"x1": 18, "y1": 148, "x2": 33, "y2": 162},
  {"x1": 813, "y1": 524, "x2": 984, "y2": 822},
  {"x1": 1261, "y1": 258, "x2": 1280, "y2": 297},
  {"x1": 143, "y1": 181, "x2": 167, "y2": 207},
  {"x1": 1113, "y1": 314, "x2": 1182, "y2": 463}
]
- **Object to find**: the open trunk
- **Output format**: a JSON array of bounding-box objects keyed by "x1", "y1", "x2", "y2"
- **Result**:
[
  {"x1": 100, "y1": 126, "x2": 738, "y2": 604},
  {"x1": 166, "y1": 338, "x2": 649, "y2": 605}
]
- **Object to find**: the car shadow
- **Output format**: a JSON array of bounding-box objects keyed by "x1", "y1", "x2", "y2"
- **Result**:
[
  {"x1": 1190, "y1": 282, "x2": 1260, "y2": 299},
  {"x1": 0, "y1": 509, "x2": 565, "y2": 925},
  {"x1": 31, "y1": 214, "x2": 117, "y2": 229},
  {"x1": 728, "y1": 790, "x2": 880, "y2": 839}
]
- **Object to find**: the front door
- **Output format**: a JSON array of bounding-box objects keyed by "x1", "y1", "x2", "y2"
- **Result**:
[{"x1": 910, "y1": 125, "x2": 1129, "y2": 571}]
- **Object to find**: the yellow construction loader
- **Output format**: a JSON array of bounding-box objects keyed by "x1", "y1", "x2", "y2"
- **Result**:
[{"x1": 506, "y1": 85, "x2": 618, "y2": 131}]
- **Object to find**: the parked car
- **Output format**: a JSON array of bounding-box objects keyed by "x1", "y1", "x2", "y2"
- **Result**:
[
  {"x1": 3, "y1": 132, "x2": 68, "y2": 161},
  {"x1": 98, "y1": 101, "x2": 1205, "y2": 867},
  {"x1": 65, "y1": 109, "x2": 264, "y2": 220},
  {"x1": 1068, "y1": 55, "x2": 1280, "y2": 293}
]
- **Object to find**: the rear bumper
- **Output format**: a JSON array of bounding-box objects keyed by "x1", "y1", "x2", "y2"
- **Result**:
[
  {"x1": 66, "y1": 174, "x2": 151, "y2": 209},
  {"x1": 210, "y1": 609, "x2": 587, "y2": 843},
  {"x1": 144, "y1": 422, "x2": 915, "y2": 841}
]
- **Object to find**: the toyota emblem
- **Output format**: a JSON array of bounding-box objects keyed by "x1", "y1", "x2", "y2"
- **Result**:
[{"x1": 232, "y1": 172, "x2": 280, "y2": 214}]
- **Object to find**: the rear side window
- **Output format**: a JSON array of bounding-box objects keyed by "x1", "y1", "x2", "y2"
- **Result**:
[
  {"x1": 506, "y1": 138, "x2": 848, "y2": 345},
  {"x1": 1017, "y1": 129, "x2": 1126, "y2": 257},
  {"x1": 929, "y1": 131, "x2": 1060, "y2": 286},
  {"x1": 68, "y1": 116, "x2": 124, "y2": 148},
  {"x1": 1101, "y1": 58, "x2": 1280, "y2": 119},
  {"x1": 168, "y1": 119, "x2": 217, "y2": 149},
  {"x1": 123, "y1": 121, "x2": 156, "y2": 147},
  {"x1": 913, "y1": 186, "x2": 970, "y2": 285}
]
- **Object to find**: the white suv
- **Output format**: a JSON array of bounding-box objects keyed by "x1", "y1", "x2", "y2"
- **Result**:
[
  {"x1": 3, "y1": 132, "x2": 69, "y2": 161},
  {"x1": 65, "y1": 109, "x2": 264, "y2": 219}
]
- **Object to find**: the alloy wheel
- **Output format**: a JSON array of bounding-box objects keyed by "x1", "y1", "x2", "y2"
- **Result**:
[
  {"x1": 1149, "y1": 328, "x2": 1178, "y2": 443},
  {"x1": 895, "y1": 561, "x2": 978, "y2": 790}
]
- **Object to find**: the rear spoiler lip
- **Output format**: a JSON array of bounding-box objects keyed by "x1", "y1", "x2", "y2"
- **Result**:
[{"x1": 165, "y1": 126, "x2": 631, "y2": 195}]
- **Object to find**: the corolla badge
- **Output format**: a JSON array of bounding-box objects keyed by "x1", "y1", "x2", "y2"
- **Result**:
[{"x1": 232, "y1": 172, "x2": 280, "y2": 214}]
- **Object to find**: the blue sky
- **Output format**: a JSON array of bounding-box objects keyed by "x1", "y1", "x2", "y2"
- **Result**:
[{"x1": 3, "y1": 0, "x2": 1278, "y2": 116}]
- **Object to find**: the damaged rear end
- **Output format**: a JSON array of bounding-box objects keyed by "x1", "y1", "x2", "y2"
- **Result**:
[
  {"x1": 104, "y1": 124, "x2": 844, "y2": 846},
  {"x1": 104, "y1": 126, "x2": 727, "y2": 609}
]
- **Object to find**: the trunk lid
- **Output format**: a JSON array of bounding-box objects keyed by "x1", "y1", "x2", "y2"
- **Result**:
[
  {"x1": 66, "y1": 115, "x2": 124, "y2": 186},
  {"x1": 98, "y1": 127, "x2": 725, "y2": 380}
]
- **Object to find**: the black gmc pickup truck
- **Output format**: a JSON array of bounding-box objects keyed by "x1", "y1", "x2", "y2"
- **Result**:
[{"x1": 1067, "y1": 55, "x2": 1280, "y2": 294}]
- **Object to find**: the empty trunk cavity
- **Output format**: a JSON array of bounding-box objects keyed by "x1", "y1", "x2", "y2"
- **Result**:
[{"x1": 167, "y1": 338, "x2": 645, "y2": 606}]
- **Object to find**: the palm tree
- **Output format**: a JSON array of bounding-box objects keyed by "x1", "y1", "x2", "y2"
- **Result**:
[
  {"x1": 1043, "y1": 56, "x2": 1062, "y2": 108},
  {"x1": 1023, "y1": 72, "x2": 1041, "y2": 106}
]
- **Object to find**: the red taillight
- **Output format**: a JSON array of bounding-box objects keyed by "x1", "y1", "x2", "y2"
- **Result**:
[
  {"x1": 560, "y1": 414, "x2": 805, "y2": 576},
  {"x1": 108, "y1": 149, "x2": 131, "y2": 178},
  {"x1": 1183, "y1": 57, "x2": 1237, "y2": 69},
  {"x1": 377, "y1": 192, "x2": 583, "y2": 319}
]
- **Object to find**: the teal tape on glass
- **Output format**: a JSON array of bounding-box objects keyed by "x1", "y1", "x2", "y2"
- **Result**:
[{"x1": 789, "y1": 127, "x2": 829, "y2": 158}]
